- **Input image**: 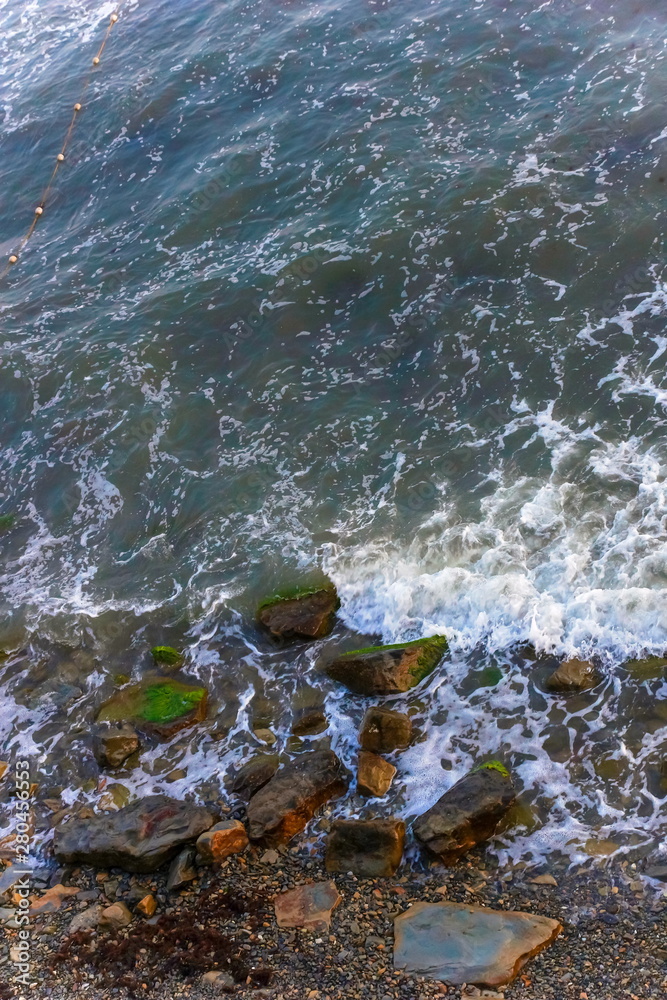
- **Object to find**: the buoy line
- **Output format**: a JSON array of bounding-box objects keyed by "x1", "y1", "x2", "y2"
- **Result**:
[{"x1": 1, "y1": 8, "x2": 124, "y2": 279}]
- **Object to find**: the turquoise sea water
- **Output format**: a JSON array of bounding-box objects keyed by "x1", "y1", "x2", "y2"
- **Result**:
[{"x1": 1, "y1": 0, "x2": 667, "y2": 864}]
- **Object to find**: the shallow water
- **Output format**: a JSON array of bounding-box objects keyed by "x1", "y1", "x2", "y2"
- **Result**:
[{"x1": 1, "y1": 0, "x2": 667, "y2": 867}]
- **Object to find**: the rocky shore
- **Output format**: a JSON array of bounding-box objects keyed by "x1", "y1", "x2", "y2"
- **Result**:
[{"x1": 1, "y1": 584, "x2": 666, "y2": 997}]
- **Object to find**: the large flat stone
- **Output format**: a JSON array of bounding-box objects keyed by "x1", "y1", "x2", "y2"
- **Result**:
[
  {"x1": 54, "y1": 795, "x2": 218, "y2": 873},
  {"x1": 274, "y1": 880, "x2": 341, "y2": 931},
  {"x1": 325, "y1": 819, "x2": 405, "y2": 877},
  {"x1": 393, "y1": 901, "x2": 562, "y2": 986},
  {"x1": 247, "y1": 750, "x2": 348, "y2": 845}
]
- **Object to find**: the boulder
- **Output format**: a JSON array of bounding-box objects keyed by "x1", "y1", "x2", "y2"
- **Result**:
[
  {"x1": 54, "y1": 794, "x2": 218, "y2": 873},
  {"x1": 325, "y1": 819, "x2": 405, "y2": 877},
  {"x1": 96, "y1": 677, "x2": 207, "y2": 738},
  {"x1": 326, "y1": 636, "x2": 447, "y2": 695},
  {"x1": 292, "y1": 708, "x2": 329, "y2": 737},
  {"x1": 93, "y1": 722, "x2": 141, "y2": 769},
  {"x1": 196, "y1": 820, "x2": 248, "y2": 863},
  {"x1": 166, "y1": 846, "x2": 198, "y2": 891},
  {"x1": 274, "y1": 880, "x2": 341, "y2": 931},
  {"x1": 393, "y1": 901, "x2": 562, "y2": 985},
  {"x1": 228, "y1": 756, "x2": 279, "y2": 800},
  {"x1": 357, "y1": 751, "x2": 396, "y2": 798},
  {"x1": 359, "y1": 707, "x2": 412, "y2": 753},
  {"x1": 413, "y1": 763, "x2": 516, "y2": 864},
  {"x1": 247, "y1": 750, "x2": 348, "y2": 845},
  {"x1": 150, "y1": 645, "x2": 184, "y2": 668},
  {"x1": 258, "y1": 586, "x2": 338, "y2": 640},
  {"x1": 544, "y1": 657, "x2": 602, "y2": 693}
]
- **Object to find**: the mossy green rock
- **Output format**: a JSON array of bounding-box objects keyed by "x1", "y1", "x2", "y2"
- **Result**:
[
  {"x1": 0, "y1": 514, "x2": 15, "y2": 533},
  {"x1": 97, "y1": 677, "x2": 207, "y2": 738},
  {"x1": 151, "y1": 645, "x2": 184, "y2": 668},
  {"x1": 623, "y1": 655, "x2": 667, "y2": 681},
  {"x1": 326, "y1": 636, "x2": 447, "y2": 695},
  {"x1": 258, "y1": 584, "x2": 338, "y2": 640}
]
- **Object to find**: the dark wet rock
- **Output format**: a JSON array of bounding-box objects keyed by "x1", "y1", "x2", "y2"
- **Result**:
[
  {"x1": 150, "y1": 645, "x2": 184, "y2": 668},
  {"x1": 53, "y1": 794, "x2": 218, "y2": 873},
  {"x1": 357, "y1": 751, "x2": 396, "y2": 798},
  {"x1": 196, "y1": 820, "x2": 248, "y2": 863},
  {"x1": 291, "y1": 707, "x2": 329, "y2": 737},
  {"x1": 92, "y1": 722, "x2": 141, "y2": 769},
  {"x1": 393, "y1": 901, "x2": 562, "y2": 986},
  {"x1": 96, "y1": 677, "x2": 207, "y2": 738},
  {"x1": 644, "y1": 864, "x2": 667, "y2": 882},
  {"x1": 247, "y1": 750, "x2": 348, "y2": 845},
  {"x1": 359, "y1": 706, "x2": 412, "y2": 753},
  {"x1": 325, "y1": 818, "x2": 405, "y2": 877},
  {"x1": 274, "y1": 880, "x2": 341, "y2": 931},
  {"x1": 413, "y1": 762, "x2": 516, "y2": 864},
  {"x1": 544, "y1": 657, "x2": 602, "y2": 692},
  {"x1": 326, "y1": 636, "x2": 447, "y2": 695},
  {"x1": 166, "y1": 846, "x2": 198, "y2": 891},
  {"x1": 258, "y1": 585, "x2": 338, "y2": 640},
  {"x1": 227, "y1": 756, "x2": 279, "y2": 800}
]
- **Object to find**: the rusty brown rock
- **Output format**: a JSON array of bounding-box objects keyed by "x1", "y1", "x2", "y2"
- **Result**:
[
  {"x1": 357, "y1": 751, "x2": 396, "y2": 798},
  {"x1": 136, "y1": 893, "x2": 157, "y2": 917},
  {"x1": 247, "y1": 750, "x2": 348, "y2": 845},
  {"x1": 196, "y1": 820, "x2": 248, "y2": 863},
  {"x1": 274, "y1": 880, "x2": 341, "y2": 931},
  {"x1": 28, "y1": 884, "x2": 79, "y2": 916}
]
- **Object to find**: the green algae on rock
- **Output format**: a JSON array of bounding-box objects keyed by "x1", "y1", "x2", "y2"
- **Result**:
[
  {"x1": 622, "y1": 655, "x2": 667, "y2": 681},
  {"x1": 0, "y1": 514, "x2": 15, "y2": 533},
  {"x1": 326, "y1": 636, "x2": 447, "y2": 695},
  {"x1": 150, "y1": 645, "x2": 184, "y2": 668},
  {"x1": 257, "y1": 584, "x2": 339, "y2": 640},
  {"x1": 96, "y1": 678, "x2": 207, "y2": 738}
]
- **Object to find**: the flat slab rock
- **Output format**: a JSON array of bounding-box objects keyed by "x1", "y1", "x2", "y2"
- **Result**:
[
  {"x1": 247, "y1": 749, "x2": 348, "y2": 845},
  {"x1": 54, "y1": 795, "x2": 218, "y2": 873},
  {"x1": 326, "y1": 637, "x2": 447, "y2": 695},
  {"x1": 274, "y1": 880, "x2": 341, "y2": 931},
  {"x1": 394, "y1": 901, "x2": 562, "y2": 986},
  {"x1": 258, "y1": 587, "x2": 338, "y2": 640}
]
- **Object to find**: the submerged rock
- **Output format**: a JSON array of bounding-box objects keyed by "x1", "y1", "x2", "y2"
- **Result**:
[
  {"x1": 150, "y1": 645, "x2": 184, "y2": 668},
  {"x1": 545, "y1": 658, "x2": 602, "y2": 693},
  {"x1": 359, "y1": 706, "x2": 412, "y2": 753},
  {"x1": 357, "y1": 751, "x2": 396, "y2": 798},
  {"x1": 247, "y1": 749, "x2": 348, "y2": 845},
  {"x1": 227, "y1": 756, "x2": 279, "y2": 800},
  {"x1": 393, "y1": 901, "x2": 562, "y2": 986},
  {"x1": 326, "y1": 636, "x2": 447, "y2": 695},
  {"x1": 623, "y1": 655, "x2": 667, "y2": 681},
  {"x1": 326, "y1": 818, "x2": 405, "y2": 877},
  {"x1": 292, "y1": 707, "x2": 329, "y2": 737},
  {"x1": 274, "y1": 880, "x2": 341, "y2": 931},
  {"x1": 92, "y1": 722, "x2": 141, "y2": 769},
  {"x1": 54, "y1": 794, "x2": 218, "y2": 873},
  {"x1": 196, "y1": 820, "x2": 248, "y2": 863},
  {"x1": 413, "y1": 762, "x2": 516, "y2": 864},
  {"x1": 258, "y1": 585, "x2": 338, "y2": 640},
  {"x1": 96, "y1": 677, "x2": 207, "y2": 738}
]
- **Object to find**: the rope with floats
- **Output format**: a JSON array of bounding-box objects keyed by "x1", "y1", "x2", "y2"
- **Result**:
[{"x1": 1, "y1": 8, "x2": 123, "y2": 279}]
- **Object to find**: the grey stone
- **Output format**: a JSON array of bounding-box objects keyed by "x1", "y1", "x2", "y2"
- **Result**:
[{"x1": 393, "y1": 901, "x2": 562, "y2": 986}]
